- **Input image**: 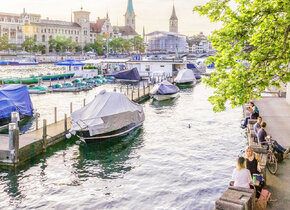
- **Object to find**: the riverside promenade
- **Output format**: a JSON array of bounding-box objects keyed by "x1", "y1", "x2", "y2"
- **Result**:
[{"x1": 255, "y1": 97, "x2": 290, "y2": 209}]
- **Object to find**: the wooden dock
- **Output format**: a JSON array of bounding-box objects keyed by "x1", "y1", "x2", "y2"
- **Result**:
[{"x1": 0, "y1": 79, "x2": 160, "y2": 166}]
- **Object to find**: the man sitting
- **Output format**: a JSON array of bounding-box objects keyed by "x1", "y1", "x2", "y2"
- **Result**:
[{"x1": 258, "y1": 122, "x2": 289, "y2": 158}]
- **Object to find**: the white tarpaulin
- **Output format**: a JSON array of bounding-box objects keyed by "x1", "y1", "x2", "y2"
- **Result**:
[
  {"x1": 71, "y1": 90, "x2": 144, "y2": 136},
  {"x1": 174, "y1": 69, "x2": 196, "y2": 84}
]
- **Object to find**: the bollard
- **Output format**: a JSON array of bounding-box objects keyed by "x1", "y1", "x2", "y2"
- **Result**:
[
  {"x1": 8, "y1": 123, "x2": 17, "y2": 151},
  {"x1": 83, "y1": 98, "x2": 86, "y2": 107},
  {"x1": 70, "y1": 102, "x2": 73, "y2": 114},
  {"x1": 12, "y1": 128, "x2": 19, "y2": 163},
  {"x1": 11, "y1": 112, "x2": 19, "y2": 128},
  {"x1": 36, "y1": 112, "x2": 39, "y2": 130},
  {"x1": 8, "y1": 123, "x2": 19, "y2": 163},
  {"x1": 43, "y1": 119, "x2": 47, "y2": 151},
  {"x1": 54, "y1": 107, "x2": 57, "y2": 123},
  {"x1": 64, "y1": 114, "x2": 67, "y2": 131}
]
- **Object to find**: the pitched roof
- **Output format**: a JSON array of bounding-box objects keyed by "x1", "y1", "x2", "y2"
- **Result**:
[
  {"x1": 90, "y1": 18, "x2": 106, "y2": 33},
  {"x1": 114, "y1": 25, "x2": 138, "y2": 36},
  {"x1": 170, "y1": 5, "x2": 178, "y2": 20}
]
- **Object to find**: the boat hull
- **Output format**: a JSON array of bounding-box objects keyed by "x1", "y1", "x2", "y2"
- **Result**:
[
  {"x1": 77, "y1": 122, "x2": 143, "y2": 142},
  {"x1": 153, "y1": 93, "x2": 179, "y2": 101}
]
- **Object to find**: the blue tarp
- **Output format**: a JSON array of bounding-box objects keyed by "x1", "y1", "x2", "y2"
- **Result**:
[
  {"x1": 113, "y1": 68, "x2": 140, "y2": 81},
  {"x1": 55, "y1": 60, "x2": 85, "y2": 66},
  {"x1": 157, "y1": 81, "x2": 179, "y2": 95},
  {"x1": 0, "y1": 84, "x2": 33, "y2": 119}
]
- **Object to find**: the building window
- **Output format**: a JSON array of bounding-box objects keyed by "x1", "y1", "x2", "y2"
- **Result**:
[
  {"x1": 34, "y1": 34, "x2": 37, "y2": 41},
  {"x1": 76, "y1": 37, "x2": 78, "y2": 42},
  {"x1": 48, "y1": 29, "x2": 50, "y2": 33},
  {"x1": 84, "y1": 30, "x2": 87, "y2": 35},
  {"x1": 42, "y1": 35, "x2": 45, "y2": 42},
  {"x1": 49, "y1": 35, "x2": 52, "y2": 40}
]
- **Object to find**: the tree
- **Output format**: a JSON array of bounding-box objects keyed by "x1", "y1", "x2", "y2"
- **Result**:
[
  {"x1": 130, "y1": 36, "x2": 145, "y2": 53},
  {"x1": 0, "y1": 36, "x2": 9, "y2": 51},
  {"x1": 193, "y1": 0, "x2": 290, "y2": 112},
  {"x1": 21, "y1": 37, "x2": 36, "y2": 52},
  {"x1": 37, "y1": 45, "x2": 46, "y2": 54},
  {"x1": 48, "y1": 36, "x2": 75, "y2": 54}
]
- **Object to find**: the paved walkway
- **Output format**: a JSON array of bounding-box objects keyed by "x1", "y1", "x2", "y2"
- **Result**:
[{"x1": 255, "y1": 97, "x2": 290, "y2": 209}]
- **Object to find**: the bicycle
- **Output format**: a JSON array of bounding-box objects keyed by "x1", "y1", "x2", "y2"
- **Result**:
[{"x1": 266, "y1": 142, "x2": 278, "y2": 175}]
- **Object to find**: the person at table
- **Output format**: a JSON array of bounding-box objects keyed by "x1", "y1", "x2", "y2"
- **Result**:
[{"x1": 232, "y1": 157, "x2": 252, "y2": 188}]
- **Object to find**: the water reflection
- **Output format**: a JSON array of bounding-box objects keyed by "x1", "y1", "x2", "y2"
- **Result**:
[{"x1": 76, "y1": 128, "x2": 144, "y2": 179}]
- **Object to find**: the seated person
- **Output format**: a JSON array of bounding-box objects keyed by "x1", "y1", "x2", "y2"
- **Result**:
[
  {"x1": 258, "y1": 122, "x2": 290, "y2": 157},
  {"x1": 244, "y1": 146, "x2": 264, "y2": 197},
  {"x1": 232, "y1": 157, "x2": 252, "y2": 188},
  {"x1": 242, "y1": 102, "x2": 259, "y2": 129},
  {"x1": 254, "y1": 117, "x2": 262, "y2": 136}
]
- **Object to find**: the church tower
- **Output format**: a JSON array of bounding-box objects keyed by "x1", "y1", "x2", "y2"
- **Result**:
[
  {"x1": 125, "y1": 0, "x2": 136, "y2": 30},
  {"x1": 169, "y1": 4, "x2": 178, "y2": 33}
]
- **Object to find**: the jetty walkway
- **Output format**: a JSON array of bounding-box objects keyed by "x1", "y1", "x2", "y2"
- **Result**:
[{"x1": 255, "y1": 97, "x2": 290, "y2": 209}]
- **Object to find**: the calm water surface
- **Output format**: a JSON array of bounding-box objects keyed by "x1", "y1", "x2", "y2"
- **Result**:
[{"x1": 0, "y1": 65, "x2": 247, "y2": 209}]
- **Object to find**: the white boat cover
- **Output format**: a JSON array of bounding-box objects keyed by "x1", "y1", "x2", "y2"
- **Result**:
[
  {"x1": 174, "y1": 69, "x2": 196, "y2": 83},
  {"x1": 71, "y1": 90, "x2": 145, "y2": 136}
]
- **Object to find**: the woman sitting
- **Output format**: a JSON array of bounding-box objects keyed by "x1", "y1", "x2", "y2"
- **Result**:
[
  {"x1": 244, "y1": 146, "x2": 262, "y2": 176},
  {"x1": 244, "y1": 146, "x2": 265, "y2": 197},
  {"x1": 232, "y1": 157, "x2": 252, "y2": 188}
]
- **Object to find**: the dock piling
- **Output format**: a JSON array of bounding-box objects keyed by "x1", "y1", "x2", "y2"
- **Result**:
[
  {"x1": 127, "y1": 85, "x2": 129, "y2": 95},
  {"x1": 50, "y1": 79, "x2": 52, "y2": 87},
  {"x1": 8, "y1": 123, "x2": 19, "y2": 164},
  {"x1": 54, "y1": 107, "x2": 57, "y2": 123},
  {"x1": 143, "y1": 84, "x2": 145, "y2": 96},
  {"x1": 36, "y1": 112, "x2": 39, "y2": 130},
  {"x1": 42, "y1": 119, "x2": 47, "y2": 151},
  {"x1": 70, "y1": 102, "x2": 73, "y2": 114},
  {"x1": 64, "y1": 114, "x2": 67, "y2": 131},
  {"x1": 83, "y1": 99, "x2": 86, "y2": 107},
  {"x1": 11, "y1": 112, "x2": 19, "y2": 128},
  {"x1": 138, "y1": 86, "x2": 140, "y2": 98}
]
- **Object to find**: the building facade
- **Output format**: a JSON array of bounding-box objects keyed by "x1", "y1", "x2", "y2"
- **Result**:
[{"x1": 146, "y1": 31, "x2": 188, "y2": 53}]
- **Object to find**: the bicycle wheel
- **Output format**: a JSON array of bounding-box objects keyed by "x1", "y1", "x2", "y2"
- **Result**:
[{"x1": 267, "y1": 153, "x2": 278, "y2": 175}]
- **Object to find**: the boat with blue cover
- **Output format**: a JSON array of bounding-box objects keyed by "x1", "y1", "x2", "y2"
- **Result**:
[
  {"x1": 150, "y1": 80, "x2": 180, "y2": 101},
  {"x1": 0, "y1": 84, "x2": 34, "y2": 131},
  {"x1": 110, "y1": 67, "x2": 140, "y2": 82}
]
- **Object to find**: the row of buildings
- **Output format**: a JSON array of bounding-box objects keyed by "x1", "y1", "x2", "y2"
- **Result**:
[{"x1": 0, "y1": 0, "x2": 212, "y2": 54}]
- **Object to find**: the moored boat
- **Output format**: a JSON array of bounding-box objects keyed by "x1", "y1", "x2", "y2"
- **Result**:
[
  {"x1": 28, "y1": 85, "x2": 49, "y2": 94},
  {"x1": 150, "y1": 80, "x2": 180, "y2": 101},
  {"x1": 70, "y1": 89, "x2": 145, "y2": 141},
  {"x1": 0, "y1": 84, "x2": 34, "y2": 131},
  {"x1": 174, "y1": 68, "x2": 197, "y2": 86}
]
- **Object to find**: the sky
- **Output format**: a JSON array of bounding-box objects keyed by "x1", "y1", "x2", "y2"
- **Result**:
[{"x1": 1, "y1": 0, "x2": 220, "y2": 36}]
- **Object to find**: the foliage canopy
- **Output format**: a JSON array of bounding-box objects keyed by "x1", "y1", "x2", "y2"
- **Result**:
[{"x1": 194, "y1": 0, "x2": 290, "y2": 111}]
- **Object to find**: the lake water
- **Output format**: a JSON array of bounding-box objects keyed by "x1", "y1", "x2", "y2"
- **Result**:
[{"x1": 0, "y1": 65, "x2": 247, "y2": 209}]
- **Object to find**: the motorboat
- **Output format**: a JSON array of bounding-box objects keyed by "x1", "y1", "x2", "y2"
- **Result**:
[
  {"x1": 0, "y1": 84, "x2": 34, "y2": 131},
  {"x1": 150, "y1": 80, "x2": 180, "y2": 101},
  {"x1": 174, "y1": 68, "x2": 197, "y2": 86},
  {"x1": 28, "y1": 85, "x2": 49, "y2": 94},
  {"x1": 110, "y1": 67, "x2": 140, "y2": 82},
  {"x1": 70, "y1": 90, "x2": 145, "y2": 141}
]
